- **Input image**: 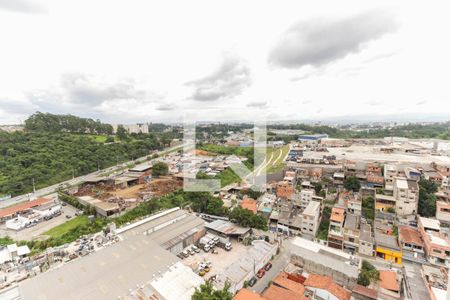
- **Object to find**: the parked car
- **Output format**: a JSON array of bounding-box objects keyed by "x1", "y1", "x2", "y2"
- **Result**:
[
  {"x1": 192, "y1": 246, "x2": 200, "y2": 253},
  {"x1": 65, "y1": 215, "x2": 72, "y2": 219},
  {"x1": 182, "y1": 250, "x2": 189, "y2": 258},
  {"x1": 256, "y1": 268, "x2": 266, "y2": 278},
  {"x1": 248, "y1": 276, "x2": 257, "y2": 287},
  {"x1": 264, "y1": 262, "x2": 272, "y2": 271}
]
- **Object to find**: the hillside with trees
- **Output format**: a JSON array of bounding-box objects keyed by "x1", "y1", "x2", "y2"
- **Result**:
[{"x1": 25, "y1": 112, "x2": 113, "y2": 134}]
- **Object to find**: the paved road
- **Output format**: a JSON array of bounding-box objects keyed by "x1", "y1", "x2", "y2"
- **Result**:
[
  {"x1": 0, "y1": 144, "x2": 185, "y2": 209},
  {"x1": 251, "y1": 239, "x2": 291, "y2": 294}
]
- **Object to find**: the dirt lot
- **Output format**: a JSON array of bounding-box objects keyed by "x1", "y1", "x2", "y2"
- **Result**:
[
  {"x1": 0, "y1": 204, "x2": 78, "y2": 241},
  {"x1": 181, "y1": 241, "x2": 249, "y2": 280},
  {"x1": 109, "y1": 184, "x2": 145, "y2": 198}
]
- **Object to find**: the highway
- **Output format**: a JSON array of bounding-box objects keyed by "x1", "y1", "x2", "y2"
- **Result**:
[{"x1": 0, "y1": 144, "x2": 185, "y2": 209}]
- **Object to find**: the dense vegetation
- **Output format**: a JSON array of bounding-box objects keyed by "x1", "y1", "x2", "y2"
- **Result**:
[
  {"x1": 192, "y1": 281, "x2": 232, "y2": 300},
  {"x1": 152, "y1": 161, "x2": 169, "y2": 177},
  {"x1": 344, "y1": 176, "x2": 361, "y2": 192},
  {"x1": 0, "y1": 131, "x2": 162, "y2": 196},
  {"x1": 357, "y1": 260, "x2": 380, "y2": 286},
  {"x1": 362, "y1": 197, "x2": 375, "y2": 221},
  {"x1": 25, "y1": 112, "x2": 113, "y2": 134},
  {"x1": 316, "y1": 206, "x2": 331, "y2": 240},
  {"x1": 229, "y1": 207, "x2": 268, "y2": 231},
  {"x1": 418, "y1": 179, "x2": 438, "y2": 217},
  {"x1": 268, "y1": 122, "x2": 450, "y2": 140}
]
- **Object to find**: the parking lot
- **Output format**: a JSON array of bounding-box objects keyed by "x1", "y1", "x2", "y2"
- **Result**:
[
  {"x1": 0, "y1": 204, "x2": 78, "y2": 241},
  {"x1": 181, "y1": 241, "x2": 250, "y2": 280}
]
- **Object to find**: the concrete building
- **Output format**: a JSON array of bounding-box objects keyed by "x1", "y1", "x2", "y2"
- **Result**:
[
  {"x1": 342, "y1": 214, "x2": 360, "y2": 254},
  {"x1": 298, "y1": 190, "x2": 323, "y2": 210},
  {"x1": 436, "y1": 201, "x2": 450, "y2": 225},
  {"x1": 418, "y1": 216, "x2": 450, "y2": 267},
  {"x1": 393, "y1": 177, "x2": 419, "y2": 216},
  {"x1": 11, "y1": 208, "x2": 205, "y2": 300},
  {"x1": 398, "y1": 225, "x2": 425, "y2": 262},
  {"x1": 358, "y1": 222, "x2": 374, "y2": 257},
  {"x1": 290, "y1": 237, "x2": 359, "y2": 289},
  {"x1": 384, "y1": 164, "x2": 400, "y2": 190},
  {"x1": 300, "y1": 201, "x2": 321, "y2": 238},
  {"x1": 304, "y1": 274, "x2": 351, "y2": 300},
  {"x1": 328, "y1": 206, "x2": 345, "y2": 250},
  {"x1": 374, "y1": 231, "x2": 402, "y2": 265},
  {"x1": 112, "y1": 123, "x2": 149, "y2": 134}
]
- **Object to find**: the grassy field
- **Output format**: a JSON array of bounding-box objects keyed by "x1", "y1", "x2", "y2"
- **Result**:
[
  {"x1": 43, "y1": 215, "x2": 89, "y2": 239},
  {"x1": 266, "y1": 144, "x2": 290, "y2": 174}
]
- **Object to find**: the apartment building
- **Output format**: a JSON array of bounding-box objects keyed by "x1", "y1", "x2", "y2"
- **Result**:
[
  {"x1": 398, "y1": 225, "x2": 425, "y2": 261},
  {"x1": 418, "y1": 216, "x2": 450, "y2": 267},
  {"x1": 384, "y1": 164, "x2": 399, "y2": 191},
  {"x1": 298, "y1": 190, "x2": 323, "y2": 210},
  {"x1": 328, "y1": 206, "x2": 345, "y2": 250},
  {"x1": 300, "y1": 201, "x2": 321, "y2": 239},
  {"x1": 374, "y1": 231, "x2": 402, "y2": 265},
  {"x1": 342, "y1": 214, "x2": 360, "y2": 254},
  {"x1": 436, "y1": 201, "x2": 450, "y2": 226},
  {"x1": 393, "y1": 177, "x2": 419, "y2": 216}
]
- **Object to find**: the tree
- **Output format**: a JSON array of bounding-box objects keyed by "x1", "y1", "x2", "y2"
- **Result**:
[
  {"x1": 152, "y1": 162, "x2": 168, "y2": 177},
  {"x1": 357, "y1": 261, "x2": 380, "y2": 287},
  {"x1": 116, "y1": 125, "x2": 128, "y2": 140},
  {"x1": 229, "y1": 207, "x2": 268, "y2": 230},
  {"x1": 362, "y1": 197, "x2": 375, "y2": 221},
  {"x1": 192, "y1": 281, "x2": 232, "y2": 300},
  {"x1": 313, "y1": 182, "x2": 322, "y2": 194},
  {"x1": 344, "y1": 176, "x2": 361, "y2": 192},
  {"x1": 418, "y1": 179, "x2": 438, "y2": 217}
]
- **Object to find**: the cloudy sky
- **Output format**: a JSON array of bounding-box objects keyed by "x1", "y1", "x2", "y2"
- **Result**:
[{"x1": 0, "y1": 0, "x2": 449, "y2": 124}]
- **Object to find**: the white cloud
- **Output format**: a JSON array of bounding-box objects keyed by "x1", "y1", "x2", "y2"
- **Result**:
[{"x1": 0, "y1": 0, "x2": 449, "y2": 124}]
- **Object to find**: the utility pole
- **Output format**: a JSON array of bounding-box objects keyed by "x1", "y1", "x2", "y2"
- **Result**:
[
  {"x1": 72, "y1": 168, "x2": 75, "y2": 179},
  {"x1": 97, "y1": 160, "x2": 100, "y2": 171},
  {"x1": 32, "y1": 178, "x2": 36, "y2": 193}
]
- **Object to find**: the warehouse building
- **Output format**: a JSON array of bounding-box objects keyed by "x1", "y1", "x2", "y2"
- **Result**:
[{"x1": 10, "y1": 208, "x2": 205, "y2": 300}]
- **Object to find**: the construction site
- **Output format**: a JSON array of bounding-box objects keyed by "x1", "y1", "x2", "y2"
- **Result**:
[{"x1": 73, "y1": 174, "x2": 183, "y2": 217}]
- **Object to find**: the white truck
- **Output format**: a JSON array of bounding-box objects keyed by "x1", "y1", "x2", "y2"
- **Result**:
[{"x1": 207, "y1": 233, "x2": 232, "y2": 251}]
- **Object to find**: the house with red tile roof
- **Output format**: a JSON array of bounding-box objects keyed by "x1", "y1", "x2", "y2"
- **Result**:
[
  {"x1": 378, "y1": 270, "x2": 402, "y2": 299},
  {"x1": 304, "y1": 274, "x2": 351, "y2": 300},
  {"x1": 240, "y1": 198, "x2": 257, "y2": 214},
  {"x1": 233, "y1": 288, "x2": 265, "y2": 300}
]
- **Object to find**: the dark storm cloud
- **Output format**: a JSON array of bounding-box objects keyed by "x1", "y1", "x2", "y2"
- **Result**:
[
  {"x1": 246, "y1": 101, "x2": 267, "y2": 108},
  {"x1": 0, "y1": 0, "x2": 45, "y2": 13},
  {"x1": 187, "y1": 55, "x2": 251, "y2": 101},
  {"x1": 269, "y1": 10, "x2": 397, "y2": 69}
]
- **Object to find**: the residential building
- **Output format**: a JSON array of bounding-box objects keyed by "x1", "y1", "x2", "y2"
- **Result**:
[
  {"x1": 300, "y1": 201, "x2": 321, "y2": 239},
  {"x1": 358, "y1": 222, "x2": 374, "y2": 257},
  {"x1": 304, "y1": 274, "x2": 351, "y2": 300},
  {"x1": 276, "y1": 181, "x2": 294, "y2": 199},
  {"x1": 378, "y1": 270, "x2": 402, "y2": 299},
  {"x1": 418, "y1": 216, "x2": 450, "y2": 267},
  {"x1": 290, "y1": 237, "x2": 359, "y2": 288},
  {"x1": 436, "y1": 201, "x2": 450, "y2": 225},
  {"x1": 298, "y1": 190, "x2": 322, "y2": 210},
  {"x1": 328, "y1": 206, "x2": 346, "y2": 250},
  {"x1": 375, "y1": 194, "x2": 396, "y2": 212},
  {"x1": 384, "y1": 164, "x2": 399, "y2": 190},
  {"x1": 240, "y1": 198, "x2": 257, "y2": 214},
  {"x1": 339, "y1": 192, "x2": 361, "y2": 215},
  {"x1": 342, "y1": 214, "x2": 360, "y2": 254},
  {"x1": 398, "y1": 225, "x2": 425, "y2": 262},
  {"x1": 393, "y1": 177, "x2": 419, "y2": 216},
  {"x1": 374, "y1": 231, "x2": 402, "y2": 265},
  {"x1": 422, "y1": 264, "x2": 448, "y2": 300}
]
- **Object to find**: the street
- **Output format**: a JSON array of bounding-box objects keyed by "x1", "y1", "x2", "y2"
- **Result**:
[{"x1": 251, "y1": 239, "x2": 291, "y2": 294}]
